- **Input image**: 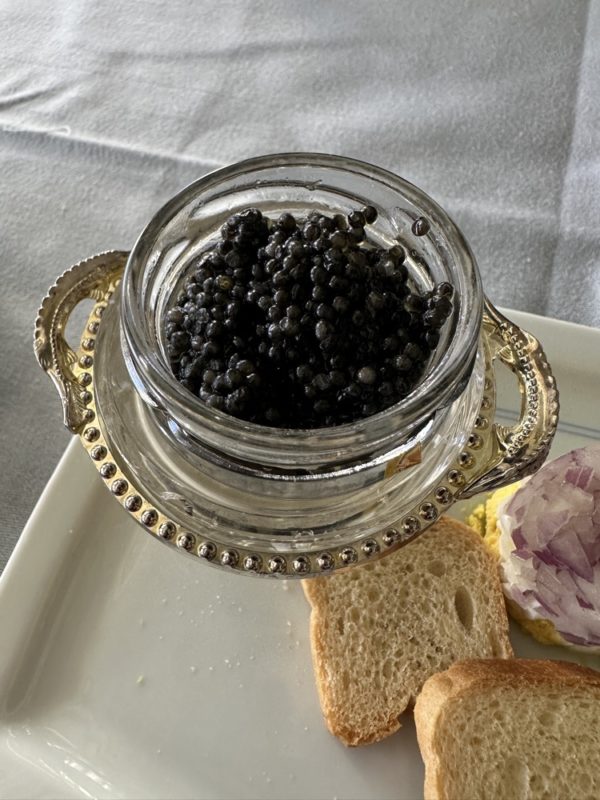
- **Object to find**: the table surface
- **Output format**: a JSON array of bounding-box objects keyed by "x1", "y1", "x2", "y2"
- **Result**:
[{"x1": 1, "y1": 0, "x2": 599, "y2": 572}]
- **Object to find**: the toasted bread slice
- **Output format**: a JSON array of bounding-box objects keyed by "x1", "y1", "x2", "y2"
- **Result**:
[
  {"x1": 302, "y1": 517, "x2": 513, "y2": 746},
  {"x1": 415, "y1": 659, "x2": 600, "y2": 800}
]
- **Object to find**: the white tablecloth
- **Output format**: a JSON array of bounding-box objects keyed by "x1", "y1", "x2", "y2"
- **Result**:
[{"x1": 1, "y1": 0, "x2": 599, "y2": 570}]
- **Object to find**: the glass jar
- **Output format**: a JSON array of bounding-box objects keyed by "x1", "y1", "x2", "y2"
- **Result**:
[{"x1": 35, "y1": 153, "x2": 558, "y2": 577}]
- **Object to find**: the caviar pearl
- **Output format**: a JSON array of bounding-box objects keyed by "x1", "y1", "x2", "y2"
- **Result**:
[{"x1": 357, "y1": 367, "x2": 377, "y2": 385}]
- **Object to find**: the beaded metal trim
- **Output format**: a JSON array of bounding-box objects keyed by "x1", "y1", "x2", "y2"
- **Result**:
[{"x1": 36, "y1": 252, "x2": 559, "y2": 578}]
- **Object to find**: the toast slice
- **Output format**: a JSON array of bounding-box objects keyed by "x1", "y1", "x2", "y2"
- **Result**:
[
  {"x1": 302, "y1": 516, "x2": 513, "y2": 746},
  {"x1": 415, "y1": 659, "x2": 600, "y2": 800}
]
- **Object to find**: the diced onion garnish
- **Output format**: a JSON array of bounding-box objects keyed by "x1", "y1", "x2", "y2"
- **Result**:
[{"x1": 498, "y1": 444, "x2": 600, "y2": 648}]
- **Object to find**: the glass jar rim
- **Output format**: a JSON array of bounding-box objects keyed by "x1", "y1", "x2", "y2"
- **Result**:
[{"x1": 121, "y1": 152, "x2": 483, "y2": 461}]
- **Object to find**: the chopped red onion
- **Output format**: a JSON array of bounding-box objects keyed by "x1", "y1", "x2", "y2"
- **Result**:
[
  {"x1": 513, "y1": 549, "x2": 532, "y2": 561},
  {"x1": 511, "y1": 528, "x2": 527, "y2": 550},
  {"x1": 498, "y1": 444, "x2": 600, "y2": 649},
  {"x1": 578, "y1": 595, "x2": 594, "y2": 610}
]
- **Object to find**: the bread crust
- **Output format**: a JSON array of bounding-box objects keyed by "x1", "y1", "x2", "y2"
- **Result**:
[
  {"x1": 415, "y1": 659, "x2": 600, "y2": 800},
  {"x1": 302, "y1": 516, "x2": 513, "y2": 746}
]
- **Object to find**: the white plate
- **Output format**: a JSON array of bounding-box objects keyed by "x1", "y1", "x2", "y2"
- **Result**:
[{"x1": 1, "y1": 310, "x2": 599, "y2": 800}]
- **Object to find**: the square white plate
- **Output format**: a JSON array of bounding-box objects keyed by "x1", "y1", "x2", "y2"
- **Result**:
[{"x1": 1, "y1": 310, "x2": 599, "y2": 800}]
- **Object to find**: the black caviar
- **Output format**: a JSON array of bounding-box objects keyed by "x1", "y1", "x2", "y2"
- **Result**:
[{"x1": 165, "y1": 206, "x2": 453, "y2": 428}]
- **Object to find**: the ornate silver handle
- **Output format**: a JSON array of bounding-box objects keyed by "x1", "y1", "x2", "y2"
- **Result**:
[
  {"x1": 34, "y1": 251, "x2": 128, "y2": 433},
  {"x1": 461, "y1": 301, "x2": 560, "y2": 497}
]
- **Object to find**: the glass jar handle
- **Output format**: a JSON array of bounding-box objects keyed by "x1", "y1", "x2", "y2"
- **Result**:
[
  {"x1": 461, "y1": 301, "x2": 559, "y2": 498},
  {"x1": 34, "y1": 251, "x2": 128, "y2": 433}
]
